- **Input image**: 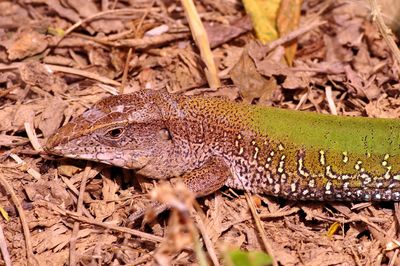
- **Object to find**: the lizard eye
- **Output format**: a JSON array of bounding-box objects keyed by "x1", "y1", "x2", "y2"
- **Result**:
[{"x1": 106, "y1": 127, "x2": 124, "y2": 139}]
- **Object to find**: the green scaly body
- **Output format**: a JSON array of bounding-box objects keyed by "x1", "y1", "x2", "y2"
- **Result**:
[{"x1": 180, "y1": 95, "x2": 400, "y2": 201}]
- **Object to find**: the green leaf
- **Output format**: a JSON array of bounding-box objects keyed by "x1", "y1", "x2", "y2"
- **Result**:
[{"x1": 225, "y1": 249, "x2": 273, "y2": 266}]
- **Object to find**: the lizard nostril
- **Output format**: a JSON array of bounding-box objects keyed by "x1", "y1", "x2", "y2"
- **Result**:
[{"x1": 159, "y1": 128, "x2": 172, "y2": 140}]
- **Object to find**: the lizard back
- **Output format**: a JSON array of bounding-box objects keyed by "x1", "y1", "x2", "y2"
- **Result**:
[{"x1": 178, "y1": 95, "x2": 400, "y2": 201}]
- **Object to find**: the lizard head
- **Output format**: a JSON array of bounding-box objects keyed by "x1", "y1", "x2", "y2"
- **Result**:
[{"x1": 45, "y1": 90, "x2": 181, "y2": 177}]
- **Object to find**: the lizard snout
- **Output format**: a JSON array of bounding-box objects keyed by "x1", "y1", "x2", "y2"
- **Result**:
[{"x1": 44, "y1": 122, "x2": 78, "y2": 153}]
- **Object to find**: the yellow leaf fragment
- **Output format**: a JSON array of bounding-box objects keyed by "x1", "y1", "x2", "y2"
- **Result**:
[
  {"x1": 277, "y1": 0, "x2": 303, "y2": 65},
  {"x1": 327, "y1": 222, "x2": 341, "y2": 237},
  {"x1": 243, "y1": 0, "x2": 281, "y2": 42},
  {"x1": 0, "y1": 207, "x2": 9, "y2": 222}
]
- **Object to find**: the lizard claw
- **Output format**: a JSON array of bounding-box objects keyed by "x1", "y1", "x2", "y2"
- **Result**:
[{"x1": 128, "y1": 202, "x2": 169, "y2": 228}]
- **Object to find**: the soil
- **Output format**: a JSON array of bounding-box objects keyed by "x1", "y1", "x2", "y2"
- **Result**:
[{"x1": 0, "y1": 0, "x2": 400, "y2": 265}]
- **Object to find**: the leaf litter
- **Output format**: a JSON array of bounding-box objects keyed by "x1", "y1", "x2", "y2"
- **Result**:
[{"x1": 0, "y1": 0, "x2": 400, "y2": 265}]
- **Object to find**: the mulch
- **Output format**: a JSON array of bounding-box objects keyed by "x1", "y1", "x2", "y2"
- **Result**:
[{"x1": 0, "y1": 0, "x2": 400, "y2": 265}]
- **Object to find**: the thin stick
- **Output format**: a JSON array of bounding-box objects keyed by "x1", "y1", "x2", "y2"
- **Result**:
[
  {"x1": 24, "y1": 122, "x2": 43, "y2": 152},
  {"x1": 120, "y1": 0, "x2": 155, "y2": 94},
  {"x1": 0, "y1": 222, "x2": 12, "y2": 266},
  {"x1": 47, "y1": 65, "x2": 121, "y2": 86},
  {"x1": 180, "y1": 0, "x2": 221, "y2": 89},
  {"x1": 193, "y1": 203, "x2": 220, "y2": 266},
  {"x1": 120, "y1": 48, "x2": 133, "y2": 94},
  {"x1": 0, "y1": 63, "x2": 120, "y2": 87},
  {"x1": 369, "y1": 0, "x2": 400, "y2": 67},
  {"x1": 55, "y1": 8, "x2": 162, "y2": 46},
  {"x1": 0, "y1": 174, "x2": 37, "y2": 264},
  {"x1": 45, "y1": 201, "x2": 163, "y2": 243},
  {"x1": 9, "y1": 153, "x2": 41, "y2": 180},
  {"x1": 69, "y1": 163, "x2": 92, "y2": 266},
  {"x1": 268, "y1": 20, "x2": 325, "y2": 53},
  {"x1": 245, "y1": 192, "x2": 278, "y2": 266},
  {"x1": 325, "y1": 86, "x2": 338, "y2": 115}
]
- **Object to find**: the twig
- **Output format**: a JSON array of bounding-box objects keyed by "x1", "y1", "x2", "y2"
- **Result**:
[
  {"x1": 180, "y1": 0, "x2": 221, "y2": 89},
  {"x1": 188, "y1": 217, "x2": 209, "y2": 266},
  {"x1": 9, "y1": 153, "x2": 41, "y2": 180},
  {"x1": 259, "y1": 207, "x2": 301, "y2": 219},
  {"x1": 0, "y1": 63, "x2": 121, "y2": 87},
  {"x1": 244, "y1": 193, "x2": 278, "y2": 266},
  {"x1": 24, "y1": 122, "x2": 43, "y2": 152},
  {"x1": 106, "y1": 32, "x2": 189, "y2": 49},
  {"x1": 369, "y1": 0, "x2": 400, "y2": 67},
  {"x1": 120, "y1": 47, "x2": 133, "y2": 94},
  {"x1": 120, "y1": 0, "x2": 155, "y2": 94},
  {"x1": 45, "y1": 201, "x2": 163, "y2": 243},
  {"x1": 193, "y1": 202, "x2": 220, "y2": 266},
  {"x1": 69, "y1": 162, "x2": 92, "y2": 266},
  {"x1": 55, "y1": 8, "x2": 162, "y2": 46},
  {"x1": 388, "y1": 248, "x2": 399, "y2": 266},
  {"x1": 0, "y1": 222, "x2": 12, "y2": 266},
  {"x1": 46, "y1": 64, "x2": 121, "y2": 86},
  {"x1": 325, "y1": 86, "x2": 338, "y2": 115},
  {"x1": 267, "y1": 20, "x2": 326, "y2": 52},
  {"x1": 0, "y1": 174, "x2": 37, "y2": 264}
]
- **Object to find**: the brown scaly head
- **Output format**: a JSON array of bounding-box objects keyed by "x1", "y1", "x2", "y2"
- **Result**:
[{"x1": 45, "y1": 90, "x2": 199, "y2": 179}]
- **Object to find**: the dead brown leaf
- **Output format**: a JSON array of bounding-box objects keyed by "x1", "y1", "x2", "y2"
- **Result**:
[
  {"x1": 231, "y1": 47, "x2": 278, "y2": 102},
  {"x1": 36, "y1": 97, "x2": 68, "y2": 138},
  {"x1": 205, "y1": 16, "x2": 252, "y2": 48},
  {"x1": 7, "y1": 29, "x2": 48, "y2": 60},
  {"x1": 19, "y1": 62, "x2": 68, "y2": 94}
]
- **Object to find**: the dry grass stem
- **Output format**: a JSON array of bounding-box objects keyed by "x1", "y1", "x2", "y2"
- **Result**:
[
  {"x1": 0, "y1": 174, "x2": 37, "y2": 264},
  {"x1": 180, "y1": 0, "x2": 221, "y2": 88},
  {"x1": 369, "y1": 0, "x2": 400, "y2": 68},
  {"x1": 245, "y1": 192, "x2": 278, "y2": 266}
]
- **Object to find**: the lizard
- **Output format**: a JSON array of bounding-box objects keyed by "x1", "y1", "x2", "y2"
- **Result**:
[{"x1": 45, "y1": 89, "x2": 400, "y2": 202}]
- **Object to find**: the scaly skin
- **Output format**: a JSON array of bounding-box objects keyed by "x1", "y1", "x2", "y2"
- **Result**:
[{"x1": 46, "y1": 90, "x2": 400, "y2": 201}]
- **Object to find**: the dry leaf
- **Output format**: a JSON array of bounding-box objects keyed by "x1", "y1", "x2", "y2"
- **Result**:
[
  {"x1": 277, "y1": 0, "x2": 303, "y2": 65},
  {"x1": 20, "y1": 62, "x2": 68, "y2": 94},
  {"x1": 230, "y1": 48, "x2": 277, "y2": 102},
  {"x1": 204, "y1": 16, "x2": 252, "y2": 48},
  {"x1": 0, "y1": 135, "x2": 29, "y2": 147},
  {"x1": 36, "y1": 97, "x2": 68, "y2": 138},
  {"x1": 7, "y1": 29, "x2": 48, "y2": 60}
]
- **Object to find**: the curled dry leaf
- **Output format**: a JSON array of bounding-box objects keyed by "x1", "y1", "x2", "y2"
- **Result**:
[
  {"x1": 90, "y1": 176, "x2": 119, "y2": 220},
  {"x1": 19, "y1": 62, "x2": 68, "y2": 94},
  {"x1": 25, "y1": 181, "x2": 71, "y2": 206},
  {"x1": 0, "y1": 104, "x2": 42, "y2": 132},
  {"x1": 0, "y1": 135, "x2": 29, "y2": 148},
  {"x1": 230, "y1": 47, "x2": 277, "y2": 103},
  {"x1": 36, "y1": 97, "x2": 68, "y2": 138},
  {"x1": 166, "y1": 49, "x2": 207, "y2": 93},
  {"x1": 204, "y1": 16, "x2": 252, "y2": 48},
  {"x1": 249, "y1": 45, "x2": 310, "y2": 90},
  {"x1": 67, "y1": 0, "x2": 124, "y2": 34},
  {"x1": 7, "y1": 29, "x2": 48, "y2": 60}
]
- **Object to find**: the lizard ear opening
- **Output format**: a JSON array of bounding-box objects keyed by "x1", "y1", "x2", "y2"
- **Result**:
[
  {"x1": 159, "y1": 128, "x2": 172, "y2": 141},
  {"x1": 105, "y1": 127, "x2": 125, "y2": 139}
]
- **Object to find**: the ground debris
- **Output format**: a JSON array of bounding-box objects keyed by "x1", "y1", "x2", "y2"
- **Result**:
[{"x1": 0, "y1": 0, "x2": 400, "y2": 265}]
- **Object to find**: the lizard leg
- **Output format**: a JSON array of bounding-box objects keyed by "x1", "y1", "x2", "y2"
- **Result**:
[
  {"x1": 129, "y1": 156, "x2": 231, "y2": 222},
  {"x1": 177, "y1": 156, "x2": 231, "y2": 197}
]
